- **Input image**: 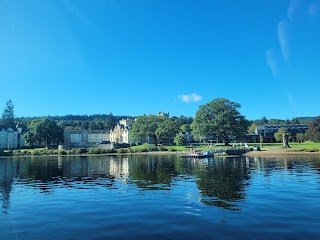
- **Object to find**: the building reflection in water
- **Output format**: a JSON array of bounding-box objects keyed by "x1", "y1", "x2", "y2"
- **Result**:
[
  {"x1": 0, "y1": 159, "x2": 16, "y2": 214},
  {"x1": 2, "y1": 155, "x2": 319, "y2": 213}
]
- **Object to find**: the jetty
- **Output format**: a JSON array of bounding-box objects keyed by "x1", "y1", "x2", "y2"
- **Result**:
[{"x1": 181, "y1": 150, "x2": 214, "y2": 158}]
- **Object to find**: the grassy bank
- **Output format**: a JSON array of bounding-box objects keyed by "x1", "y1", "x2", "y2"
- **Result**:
[
  {"x1": 248, "y1": 142, "x2": 320, "y2": 152},
  {"x1": 1, "y1": 142, "x2": 319, "y2": 157}
]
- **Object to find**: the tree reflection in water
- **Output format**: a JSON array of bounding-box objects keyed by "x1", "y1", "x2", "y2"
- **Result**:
[{"x1": 2, "y1": 155, "x2": 319, "y2": 214}]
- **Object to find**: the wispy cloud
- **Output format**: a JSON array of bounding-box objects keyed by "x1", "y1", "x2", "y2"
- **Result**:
[
  {"x1": 178, "y1": 93, "x2": 203, "y2": 103},
  {"x1": 288, "y1": 0, "x2": 304, "y2": 20},
  {"x1": 266, "y1": 0, "x2": 308, "y2": 76},
  {"x1": 278, "y1": 20, "x2": 290, "y2": 64},
  {"x1": 266, "y1": 49, "x2": 281, "y2": 77},
  {"x1": 309, "y1": 2, "x2": 320, "y2": 16}
]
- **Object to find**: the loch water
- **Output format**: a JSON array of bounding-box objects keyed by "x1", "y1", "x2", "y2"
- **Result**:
[{"x1": 1, "y1": 155, "x2": 320, "y2": 240}]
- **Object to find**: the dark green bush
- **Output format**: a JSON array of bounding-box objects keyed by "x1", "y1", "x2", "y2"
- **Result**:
[{"x1": 59, "y1": 150, "x2": 67, "y2": 155}]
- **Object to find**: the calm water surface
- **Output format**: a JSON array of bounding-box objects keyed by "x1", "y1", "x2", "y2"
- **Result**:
[{"x1": 1, "y1": 155, "x2": 320, "y2": 239}]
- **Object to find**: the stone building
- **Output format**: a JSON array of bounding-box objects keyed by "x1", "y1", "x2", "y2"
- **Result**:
[{"x1": 110, "y1": 118, "x2": 133, "y2": 144}]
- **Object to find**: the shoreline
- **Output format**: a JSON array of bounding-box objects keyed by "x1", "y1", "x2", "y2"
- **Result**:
[
  {"x1": 0, "y1": 151, "x2": 185, "y2": 159},
  {"x1": 243, "y1": 148, "x2": 320, "y2": 157},
  {"x1": 1, "y1": 148, "x2": 320, "y2": 159}
]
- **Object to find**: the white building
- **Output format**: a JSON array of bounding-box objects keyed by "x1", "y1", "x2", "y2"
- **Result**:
[
  {"x1": 110, "y1": 118, "x2": 133, "y2": 144},
  {"x1": 0, "y1": 125, "x2": 25, "y2": 149},
  {"x1": 64, "y1": 130, "x2": 110, "y2": 146}
]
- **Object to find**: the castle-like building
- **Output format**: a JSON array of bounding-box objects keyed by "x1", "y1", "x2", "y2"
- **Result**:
[{"x1": 109, "y1": 118, "x2": 133, "y2": 144}]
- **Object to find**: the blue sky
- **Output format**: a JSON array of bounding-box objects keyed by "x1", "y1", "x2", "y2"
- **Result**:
[{"x1": 0, "y1": 0, "x2": 319, "y2": 120}]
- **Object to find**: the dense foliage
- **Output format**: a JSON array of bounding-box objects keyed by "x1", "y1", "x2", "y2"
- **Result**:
[
  {"x1": 307, "y1": 118, "x2": 320, "y2": 142},
  {"x1": 191, "y1": 98, "x2": 249, "y2": 145},
  {"x1": 25, "y1": 118, "x2": 64, "y2": 147},
  {"x1": 1, "y1": 100, "x2": 15, "y2": 126}
]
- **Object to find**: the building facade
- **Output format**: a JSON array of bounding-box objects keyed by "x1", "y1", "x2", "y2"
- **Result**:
[
  {"x1": 110, "y1": 118, "x2": 133, "y2": 144},
  {"x1": 0, "y1": 125, "x2": 25, "y2": 149},
  {"x1": 158, "y1": 112, "x2": 169, "y2": 119},
  {"x1": 255, "y1": 124, "x2": 309, "y2": 142},
  {"x1": 64, "y1": 130, "x2": 110, "y2": 146}
]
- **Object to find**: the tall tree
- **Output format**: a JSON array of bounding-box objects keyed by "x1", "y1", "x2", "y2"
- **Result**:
[
  {"x1": 191, "y1": 98, "x2": 249, "y2": 145},
  {"x1": 174, "y1": 131, "x2": 187, "y2": 146},
  {"x1": 274, "y1": 131, "x2": 282, "y2": 142},
  {"x1": 155, "y1": 119, "x2": 180, "y2": 144},
  {"x1": 306, "y1": 118, "x2": 320, "y2": 142},
  {"x1": 276, "y1": 127, "x2": 290, "y2": 148},
  {"x1": 26, "y1": 118, "x2": 64, "y2": 147},
  {"x1": 1, "y1": 100, "x2": 15, "y2": 126},
  {"x1": 131, "y1": 115, "x2": 165, "y2": 145},
  {"x1": 296, "y1": 133, "x2": 306, "y2": 143},
  {"x1": 180, "y1": 124, "x2": 191, "y2": 133}
]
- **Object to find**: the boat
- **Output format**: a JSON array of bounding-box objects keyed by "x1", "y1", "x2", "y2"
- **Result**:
[{"x1": 181, "y1": 150, "x2": 214, "y2": 158}]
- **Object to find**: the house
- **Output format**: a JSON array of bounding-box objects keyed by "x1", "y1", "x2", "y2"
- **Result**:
[
  {"x1": 255, "y1": 124, "x2": 309, "y2": 142},
  {"x1": 0, "y1": 125, "x2": 25, "y2": 149},
  {"x1": 64, "y1": 129, "x2": 110, "y2": 146}
]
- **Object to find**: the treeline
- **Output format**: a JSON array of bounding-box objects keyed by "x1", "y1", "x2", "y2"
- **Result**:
[{"x1": 16, "y1": 114, "x2": 193, "y2": 131}]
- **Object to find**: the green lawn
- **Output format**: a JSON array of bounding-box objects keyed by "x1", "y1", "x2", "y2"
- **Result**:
[
  {"x1": 248, "y1": 142, "x2": 320, "y2": 151},
  {"x1": 131, "y1": 142, "x2": 320, "y2": 152}
]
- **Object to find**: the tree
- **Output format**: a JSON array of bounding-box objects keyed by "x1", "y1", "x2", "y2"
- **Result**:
[
  {"x1": 174, "y1": 132, "x2": 187, "y2": 146},
  {"x1": 26, "y1": 118, "x2": 64, "y2": 147},
  {"x1": 191, "y1": 98, "x2": 249, "y2": 145},
  {"x1": 248, "y1": 123, "x2": 257, "y2": 133},
  {"x1": 306, "y1": 118, "x2": 320, "y2": 142},
  {"x1": 296, "y1": 133, "x2": 306, "y2": 143},
  {"x1": 131, "y1": 115, "x2": 164, "y2": 145},
  {"x1": 180, "y1": 124, "x2": 191, "y2": 133},
  {"x1": 274, "y1": 131, "x2": 282, "y2": 142},
  {"x1": 276, "y1": 127, "x2": 290, "y2": 148},
  {"x1": 1, "y1": 100, "x2": 15, "y2": 126},
  {"x1": 155, "y1": 119, "x2": 180, "y2": 144},
  {"x1": 260, "y1": 134, "x2": 264, "y2": 148}
]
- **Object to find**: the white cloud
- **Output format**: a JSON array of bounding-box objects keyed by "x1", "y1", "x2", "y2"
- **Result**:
[{"x1": 178, "y1": 93, "x2": 203, "y2": 103}]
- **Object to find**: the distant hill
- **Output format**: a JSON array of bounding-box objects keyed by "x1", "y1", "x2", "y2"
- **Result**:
[{"x1": 296, "y1": 116, "x2": 320, "y2": 124}]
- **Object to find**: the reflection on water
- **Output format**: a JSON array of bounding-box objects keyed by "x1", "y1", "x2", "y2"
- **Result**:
[
  {"x1": 1, "y1": 154, "x2": 320, "y2": 239},
  {"x1": 1, "y1": 155, "x2": 320, "y2": 214}
]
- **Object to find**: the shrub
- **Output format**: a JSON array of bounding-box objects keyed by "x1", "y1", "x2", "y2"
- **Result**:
[
  {"x1": 158, "y1": 146, "x2": 168, "y2": 151},
  {"x1": 59, "y1": 150, "x2": 67, "y2": 155},
  {"x1": 32, "y1": 150, "x2": 41, "y2": 155},
  {"x1": 13, "y1": 150, "x2": 21, "y2": 156},
  {"x1": 118, "y1": 148, "x2": 127, "y2": 153},
  {"x1": 78, "y1": 148, "x2": 88, "y2": 154},
  {"x1": 309, "y1": 148, "x2": 318, "y2": 152}
]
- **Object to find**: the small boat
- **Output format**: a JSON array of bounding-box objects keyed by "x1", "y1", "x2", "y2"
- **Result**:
[{"x1": 181, "y1": 150, "x2": 214, "y2": 158}]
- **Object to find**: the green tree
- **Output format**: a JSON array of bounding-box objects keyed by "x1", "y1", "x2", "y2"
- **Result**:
[
  {"x1": 174, "y1": 132, "x2": 187, "y2": 146},
  {"x1": 260, "y1": 134, "x2": 264, "y2": 148},
  {"x1": 296, "y1": 133, "x2": 305, "y2": 143},
  {"x1": 131, "y1": 115, "x2": 164, "y2": 145},
  {"x1": 276, "y1": 127, "x2": 290, "y2": 148},
  {"x1": 155, "y1": 119, "x2": 180, "y2": 144},
  {"x1": 191, "y1": 98, "x2": 249, "y2": 145},
  {"x1": 180, "y1": 124, "x2": 191, "y2": 133},
  {"x1": 306, "y1": 118, "x2": 320, "y2": 142},
  {"x1": 274, "y1": 131, "x2": 282, "y2": 142},
  {"x1": 1, "y1": 100, "x2": 15, "y2": 126},
  {"x1": 26, "y1": 118, "x2": 64, "y2": 147},
  {"x1": 248, "y1": 123, "x2": 257, "y2": 133}
]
